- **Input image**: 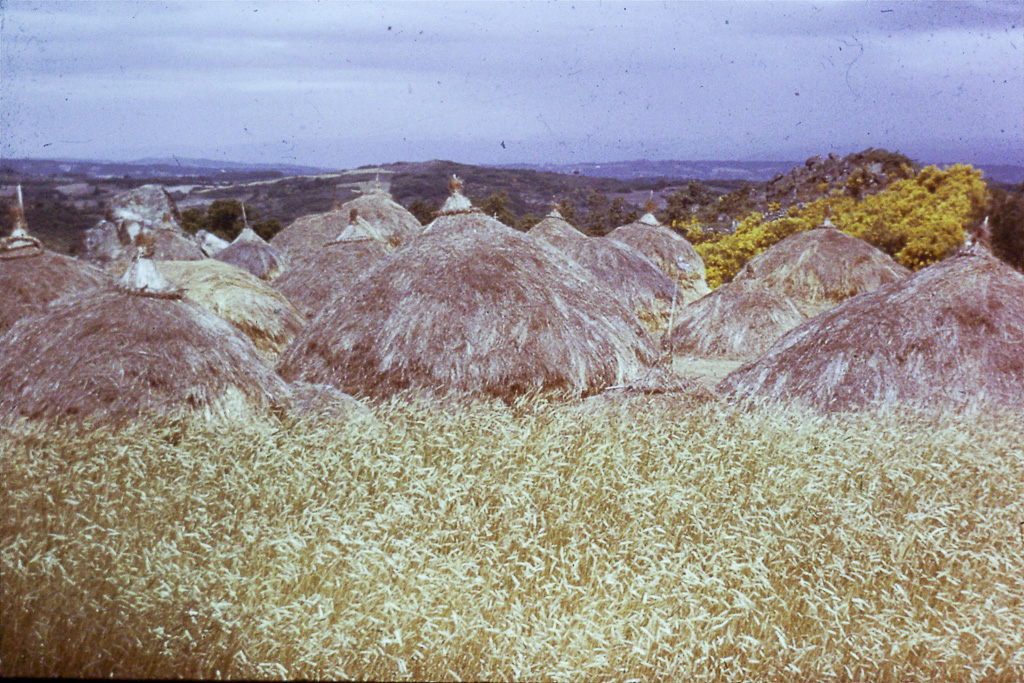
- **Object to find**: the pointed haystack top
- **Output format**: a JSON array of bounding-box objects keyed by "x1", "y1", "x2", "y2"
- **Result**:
[
  {"x1": 638, "y1": 212, "x2": 661, "y2": 227},
  {"x1": 438, "y1": 174, "x2": 477, "y2": 215},
  {"x1": 116, "y1": 245, "x2": 184, "y2": 299},
  {"x1": 329, "y1": 209, "x2": 387, "y2": 244},
  {"x1": 528, "y1": 202, "x2": 587, "y2": 249},
  {"x1": 215, "y1": 225, "x2": 288, "y2": 280},
  {"x1": 2, "y1": 186, "x2": 43, "y2": 259}
]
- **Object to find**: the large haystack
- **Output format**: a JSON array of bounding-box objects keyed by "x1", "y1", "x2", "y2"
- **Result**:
[
  {"x1": 718, "y1": 252, "x2": 1024, "y2": 412},
  {"x1": 527, "y1": 206, "x2": 587, "y2": 250},
  {"x1": 0, "y1": 256, "x2": 292, "y2": 425},
  {"x1": 276, "y1": 179, "x2": 658, "y2": 400},
  {"x1": 732, "y1": 228, "x2": 909, "y2": 316},
  {"x1": 272, "y1": 236, "x2": 390, "y2": 319},
  {"x1": 154, "y1": 259, "x2": 305, "y2": 359},
  {"x1": 214, "y1": 226, "x2": 289, "y2": 281},
  {"x1": 271, "y1": 184, "x2": 420, "y2": 263},
  {"x1": 1, "y1": 190, "x2": 111, "y2": 335},
  {"x1": 558, "y1": 237, "x2": 680, "y2": 337},
  {"x1": 662, "y1": 279, "x2": 807, "y2": 360}
]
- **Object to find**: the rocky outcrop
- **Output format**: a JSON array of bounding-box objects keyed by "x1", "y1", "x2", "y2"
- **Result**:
[
  {"x1": 80, "y1": 184, "x2": 204, "y2": 270},
  {"x1": 765, "y1": 149, "x2": 918, "y2": 209}
]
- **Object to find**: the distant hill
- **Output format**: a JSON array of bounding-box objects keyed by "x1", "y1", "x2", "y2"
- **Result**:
[{"x1": 506, "y1": 158, "x2": 1023, "y2": 185}]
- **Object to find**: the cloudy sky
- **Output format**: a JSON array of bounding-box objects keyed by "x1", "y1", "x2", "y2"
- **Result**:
[{"x1": 1, "y1": 0, "x2": 1021, "y2": 169}]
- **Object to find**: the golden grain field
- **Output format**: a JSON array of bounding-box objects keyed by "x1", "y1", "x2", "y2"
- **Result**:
[{"x1": 2, "y1": 396, "x2": 1023, "y2": 681}]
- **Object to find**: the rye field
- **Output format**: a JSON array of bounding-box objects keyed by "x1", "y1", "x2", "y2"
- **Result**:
[{"x1": 2, "y1": 395, "x2": 1023, "y2": 681}]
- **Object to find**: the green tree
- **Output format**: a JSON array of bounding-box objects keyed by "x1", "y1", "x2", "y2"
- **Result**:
[
  {"x1": 479, "y1": 190, "x2": 517, "y2": 227},
  {"x1": 663, "y1": 181, "x2": 712, "y2": 226}
]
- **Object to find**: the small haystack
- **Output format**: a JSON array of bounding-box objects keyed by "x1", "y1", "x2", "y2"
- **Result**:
[
  {"x1": 606, "y1": 212, "x2": 711, "y2": 308},
  {"x1": 196, "y1": 229, "x2": 230, "y2": 256},
  {"x1": 527, "y1": 206, "x2": 587, "y2": 250},
  {"x1": 272, "y1": 225, "x2": 391, "y2": 319},
  {"x1": 276, "y1": 178, "x2": 658, "y2": 400},
  {"x1": 271, "y1": 183, "x2": 420, "y2": 263},
  {"x1": 1, "y1": 186, "x2": 111, "y2": 335},
  {"x1": 154, "y1": 259, "x2": 305, "y2": 359},
  {"x1": 718, "y1": 252, "x2": 1024, "y2": 412},
  {"x1": 214, "y1": 225, "x2": 289, "y2": 281},
  {"x1": 732, "y1": 228, "x2": 910, "y2": 316},
  {"x1": 0, "y1": 253, "x2": 292, "y2": 425},
  {"x1": 662, "y1": 279, "x2": 807, "y2": 360}
]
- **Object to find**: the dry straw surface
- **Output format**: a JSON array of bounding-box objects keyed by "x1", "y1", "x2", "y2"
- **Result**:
[
  {"x1": 607, "y1": 214, "x2": 708, "y2": 282},
  {"x1": 214, "y1": 227, "x2": 289, "y2": 281},
  {"x1": 720, "y1": 252, "x2": 1024, "y2": 412},
  {"x1": 0, "y1": 250, "x2": 111, "y2": 336},
  {"x1": 276, "y1": 213, "x2": 658, "y2": 400},
  {"x1": 272, "y1": 239, "x2": 391, "y2": 319},
  {"x1": 527, "y1": 208, "x2": 587, "y2": 251},
  {"x1": 0, "y1": 286, "x2": 292, "y2": 425},
  {"x1": 3, "y1": 398, "x2": 1022, "y2": 680},
  {"x1": 662, "y1": 279, "x2": 808, "y2": 360},
  {"x1": 732, "y1": 228, "x2": 910, "y2": 317},
  {"x1": 270, "y1": 208, "x2": 352, "y2": 264},
  {"x1": 271, "y1": 188, "x2": 420, "y2": 264},
  {"x1": 154, "y1": 259, "x2": 306, "y2": 359}
]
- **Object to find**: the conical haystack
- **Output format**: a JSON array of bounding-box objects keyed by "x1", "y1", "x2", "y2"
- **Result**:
[
  {"x1": 155, "y1": 259, "x2": 305, "y2": 359},
  {"x1": 272, "y1": 236, "x2": 390, "y2": 319},
  {"x1": 528, "y1": 206, "x2": 587, "y2": 250},
  {"x1": 271, "y1": 184, "x2": 419, "y2": 263},
  {"x1": 606, "y1": 212, "x2": 710, "y2": 301},
  {"x1": 276, "y1": 179, "x2": 658, "y2": 400},
  {"x1": 0, "y1": 255, "x2": 292, "y2": 425},
  {"x1": 558, "y1": 236, "x2": 680, "y2": 338},
  {"x1": 214, "y1": 226, "x2": 288, "y2": 281},
  {"x1": 341, "y1": 181, "x2": 422, "y2": 246},
  {"x1": 662, "y1": 279, "x2": 807, "y2": 360},
  {"x1": 1, "y1": 188, "x2": 111, "y2": 335},
  {"x1": 718, "y1": 252, "x2": 1024, "y2": 412},
  {"x1": 732, "y1": 228, "x2": 910, "y2": 316},
  {"x1": 270, "y1": 207, "x2": 351, "y2": 264}
]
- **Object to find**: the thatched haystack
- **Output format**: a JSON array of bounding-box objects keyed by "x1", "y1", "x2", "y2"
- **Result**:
[
  {"x1": 0, "y1": 256, "x2": 292, "y2": 425},
  {"x1": 154, "y1": 259, "x2": 305, "y2": 359},
  {"x1": 732, "y1": 228, "x2": 910, "y2": 316},
  {"x1": 342, "y1": 182, "x2": 422, "y2": 246},
  {"x1": 214, "y1": 226, "x2": 289, "y2": 281},
  {"x1": 607, "y1": 212, "x2": 706, "y2": 277},
  {"x1": 276, "y1": 178, "x2": 658, "y2": 400},
  {"x1": 1, "y1": 188, "x2": 111, "y2": 335},
  {"x1": 271, "y1": 184, "x2": 419, "y2": 263},
  {"x1": 196, "y1": 229, "x2": 230, "y2": 256},
  {"x1": 527, "y1": 206, "x2": 587, "y2": 250},
  {"x1": 662, "y1": 279, "x2": 807, "y2": 360},
  {"x1": 718, "y1": 252, "x2": 1024, "y2": 412},
  {"x1": 557, "y1": 236, "x2": 680, "y2": 337},
  {"x1": 272, "y1": 236, "x2": 390, "y2": 319}
]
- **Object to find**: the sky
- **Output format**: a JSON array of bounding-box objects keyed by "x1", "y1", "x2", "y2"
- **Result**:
[{"x1": 1, "y1": 0, "x2": 1022, "y2": 169}]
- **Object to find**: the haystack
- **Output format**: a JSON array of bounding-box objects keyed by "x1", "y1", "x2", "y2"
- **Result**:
[
  {"x1": 214, "y1": 226, "x2": 289, "y2": 280},
  {"x1": 662, "y1": 279, "x2": 807, "y2": 360},
  {"x1": 527, "y1": 206, "x2": 587, "y2": 250},
  {"x1": 732, "y1": 228, "x2": 910, "y2": 316},
  {"x1": 271, "y1": 184, "x2": 420, "y2": 263},
  {"x1": 272, "y1": 233, "x2": 390, "y2": 319},
  {"x1": 606, "y1": 212, "x2": 710, "y2": 302},
  {"x1": 718, "y1": 252, "x2": 1024, "y2": 412},
  {"x1": 276, "y1": 178, "x2": 658, "y2": 400},
  {"x1": 558, "y1": 236, "x2": 681, "y2": 338},
  {"x1": 0, "y1": 254, "x2": 293, "y2": 425},
  {"x1": 154, "y1": 259, "x2": 305, "y2": 359},
  {"x1": 1, "y1": 187, "x2": 111, "y2": 335}
]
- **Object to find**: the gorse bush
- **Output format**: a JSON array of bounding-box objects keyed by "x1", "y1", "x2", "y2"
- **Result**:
[
  {"x1": 694, "y1": 164, "x2": 988, "y2": 288},
  {"x1": 3, "y1": 398, "x2": 1022, "y2": 681}
]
